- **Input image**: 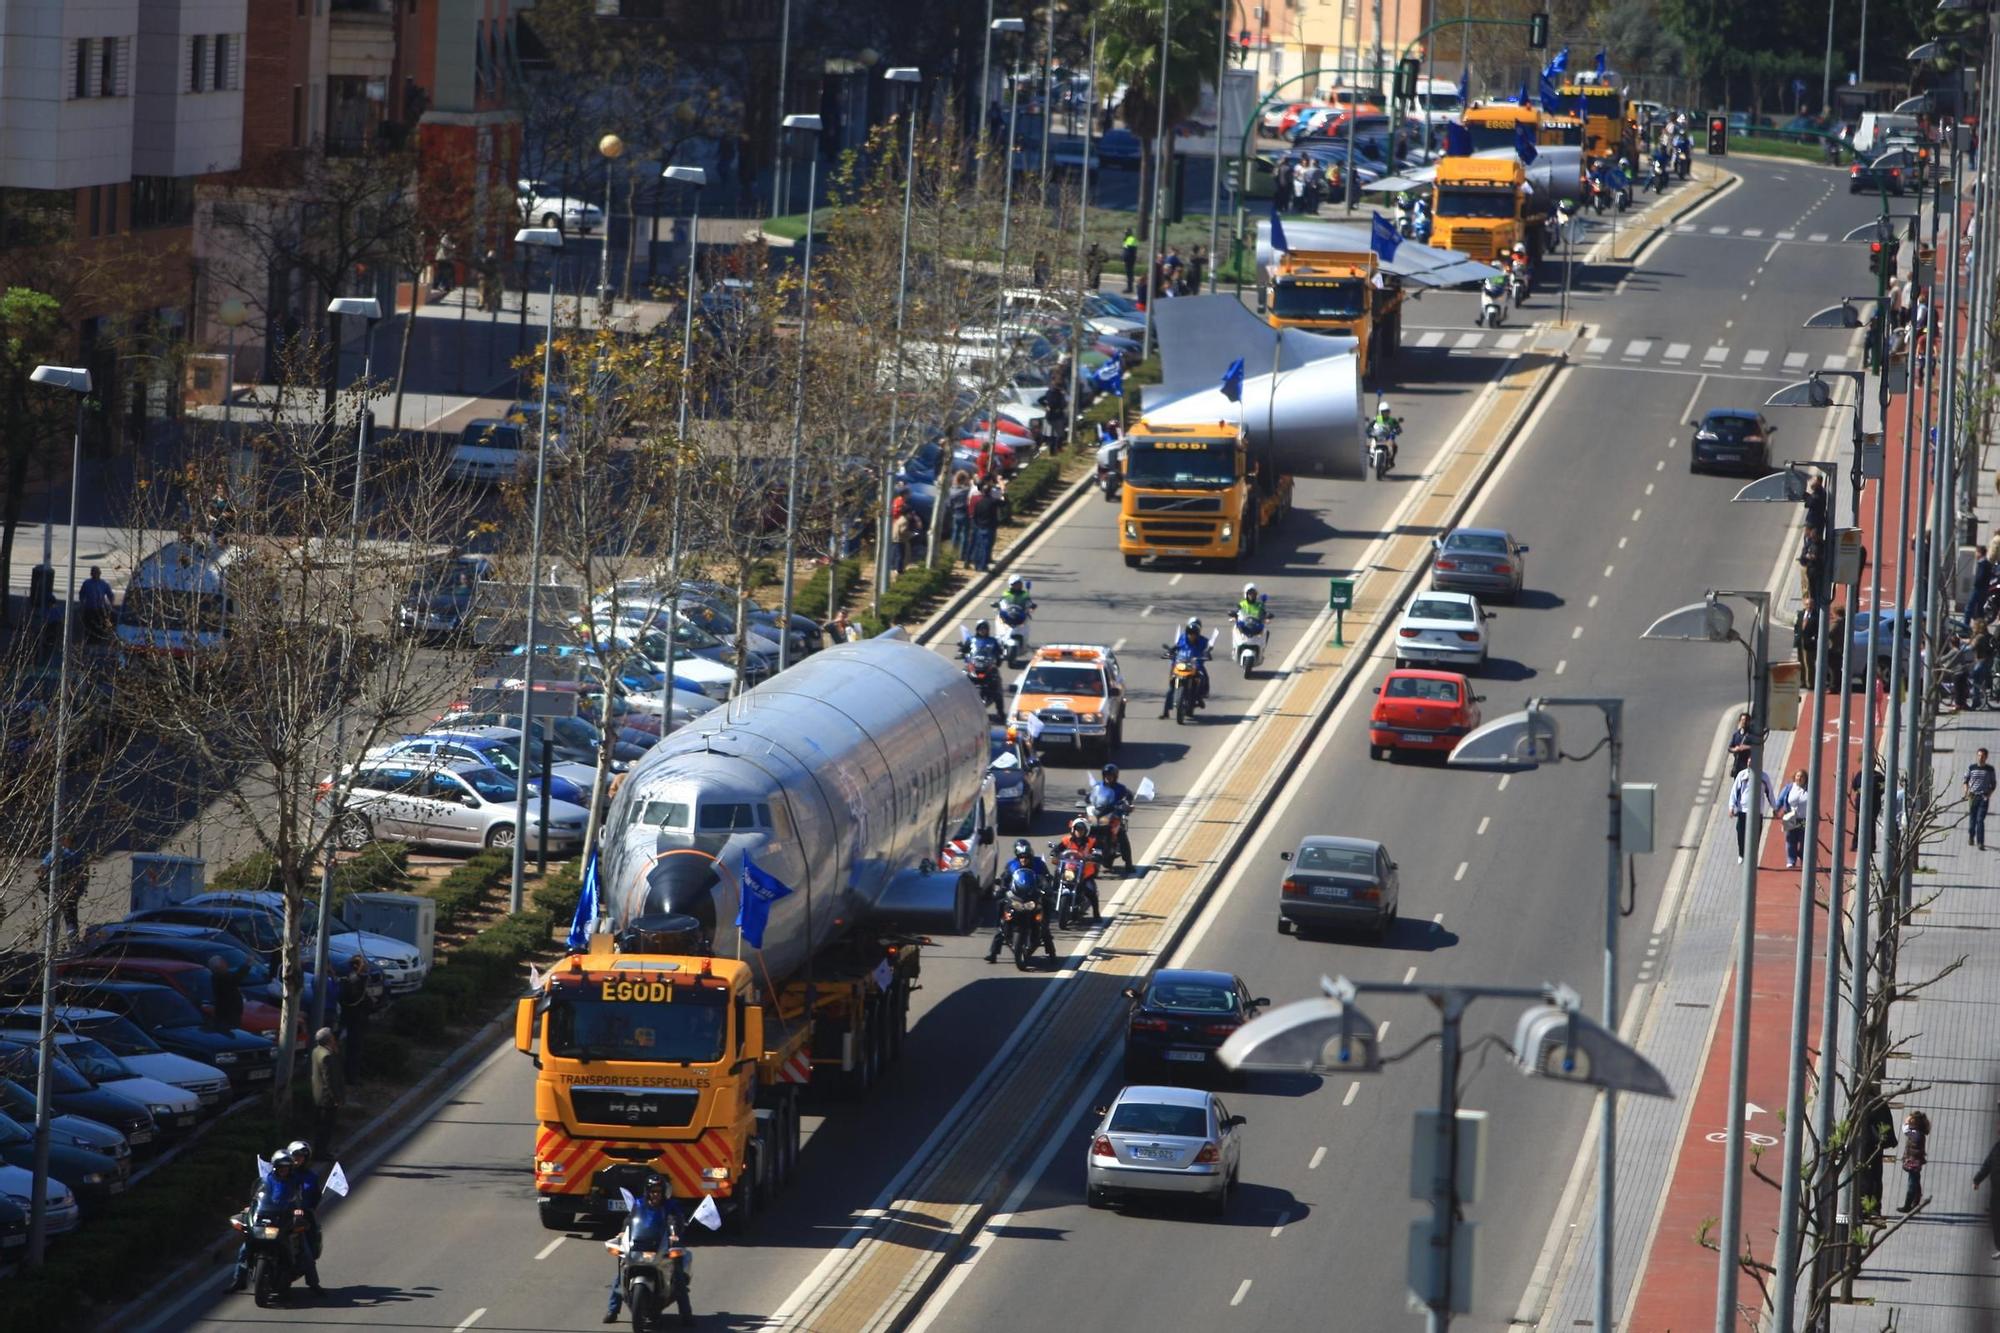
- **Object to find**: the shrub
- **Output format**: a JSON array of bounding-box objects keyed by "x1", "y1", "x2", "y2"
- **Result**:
[
  {"x1": 858, "y1": 559, "x2": 956, "y2": 636},
  {"x1": 533, "y1": 858, "x2": 585, "y2": 920},
  {"x1": 363, "y1": 1032, "x2": 410, "y2": 1080},
  {"x1": 207, "y1": 851, "x2": 280, "y2": 893},
  {"x1": 421, "y1": 849, "x2": 512, "y2": 931},
  {"x1": 1004, "y1": 453, "x2": 1064, "y2": 514},
  {"x1": 388, "y1": 991, "x2": 448, "y2": 1038},
  {"x1": 796, "y1": 555, "x2": 865, "y2": 623}
]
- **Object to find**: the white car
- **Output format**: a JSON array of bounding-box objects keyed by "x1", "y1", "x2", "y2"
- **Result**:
[
  {"x1": 0, "y1": 1015, "x2": 226, "y2": 1118},
  {"x1": 182, "y1": 890, "x2": 429, "y2": 994},
  {"x1": 1394, "y1": 591, "x2": 1490, "y2": 669},
  {"x1": 0, "y1": 1164, "x2": 78, "y2": 1241},
  {"x1": 44, "y1": 1034, "x2": 204, "y2": 1135},
  {"x1": 518, "y1": 179, "x2": 602, "y2": 234}
]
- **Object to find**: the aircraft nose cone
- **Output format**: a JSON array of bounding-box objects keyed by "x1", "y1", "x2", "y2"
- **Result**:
[{"x1": 644, "y1": 852, "x2": 719, "y2": 937}]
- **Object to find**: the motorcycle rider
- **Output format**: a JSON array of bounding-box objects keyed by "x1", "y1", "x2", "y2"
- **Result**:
[
  {"x1": 1087, "y1": 763, "x2": 1139, "y2": 873},
  {"x1": 230, "y1": 1148, "x2": 320, "y2": 1294},
  {"x1": 960, "y1": 619, "x2": 1003, "y2": 666},
  {"x1": 1236, "y1": 582, "x2": 1270, "y2": 627},
  {"x1": 1160, "y1": 618, "x2": 1211, "y2": 717},
  {"x1": 996, "y1": 575, "x2": 1036, "y2": 624},
  {"x1": 286, "y1": 1139, "x2": 326, "y2": 1272},
  {"x1": 986, "y1": 861, "x2": 1056, "y2": 963},
  {"x1": 606, "y1": 1171, "x2": 685, "y2": 1322},
  {"x1": 1368, "y1": 400, "x2": 1402, "y2": 470},
  {"x1": 1479, "y1": 264, "x2": 1508, "y2": 322},
  {"x1": 1053, "y1": 818, "x2": 1104, "y2": 921}
]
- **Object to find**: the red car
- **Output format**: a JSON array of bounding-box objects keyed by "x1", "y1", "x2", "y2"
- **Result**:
[
  {"x1": 55, "y1": 956, "x2": 290, "y2": 1040},
  {"x1": 1367, "y1": 669, "x2": 1484, "y2": 759}
]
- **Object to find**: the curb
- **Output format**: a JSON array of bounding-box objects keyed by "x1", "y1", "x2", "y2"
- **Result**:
[{"x1": 840, "y1": 333, "x2": 1579, "y2": 1332}]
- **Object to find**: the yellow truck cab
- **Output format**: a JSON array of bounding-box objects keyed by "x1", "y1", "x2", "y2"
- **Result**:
[
  {"x1": 1460, "y1": 102, "x2": 1538, "y2": 153},
  {"x1": 1539, "y1": 113, "x2": 1585, "y2": 148},
  {"x1": 1264, "y1": 247, "x2": 1404, "y2": 388},
  {"x1": 1430, "y1": 154, "x2": 1545, "y2": 264},
  {"x1": 1560, "y1": 83, "x2": 1633, "y2": 167},
  {"x1": 1118, "y1": 419, "x2": 1293, "y2": 569}
]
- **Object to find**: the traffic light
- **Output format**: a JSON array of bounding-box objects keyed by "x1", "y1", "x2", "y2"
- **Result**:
[
  {"x1": 1707, "y1": 116, "x2": 1728, "y2": 156},
  {"x1": 1528, "y1": 12, "x2": 1549, "y2": 49},
  {"x1": 1395, "y1": 57, "x2": 1422, "y2": 102},
  {"x1": 1869, "y1": 240, "x2": 1886, "y2": 277}
]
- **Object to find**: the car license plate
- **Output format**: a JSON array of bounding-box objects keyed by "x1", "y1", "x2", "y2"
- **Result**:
[
  {"x1": 1163, "y1": 549, "x2": 1194, "y2": 557},
  {"x1": 107, "y1": 1180, "x2": 126, "y2": 1194},
  {"x1": 1402, "y1": 732, "x2": 1434, "y2": 743},
  {"x1": 1164, "y1": 1049, "x2": 1206, "y2": 1062},
  {"x1": 1310, "y1": 884, "x2": 1349, "y2": 899},
  {"x1": 128, "y1": 1130, "x2": 153, "y2": 1145},
  {"x1": 1132, "y1": 1145, "x2": 1178, "y2": 1160},
  {"x1": 606, "y1": 1196, "x2": 630, "y2": 1212}
]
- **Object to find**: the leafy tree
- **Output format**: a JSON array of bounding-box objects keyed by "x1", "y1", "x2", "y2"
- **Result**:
[
  {"x1": 0, "y1": 288, "x2": 70, "y2": 629},
  {"x1": 1095, "y1": 0, "x2": 1210, "y2": 233}
]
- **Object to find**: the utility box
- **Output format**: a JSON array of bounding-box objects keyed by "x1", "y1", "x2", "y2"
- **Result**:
[
  {"x1": 1766, "y1": 660, "x2": 1804, "y2": 731},
  {"x1": 1620, "y1": 783, "x2": 1657, "y2": 855},
  {"x1": 1328, "y1": 577, "x2": 1356, "y2": 611},
  {"x1": 1410, "y1": 1108, "x2": 1488, "y2": 1203},
  {"x1": 1833, "y1": 527, "x2": 1866, "y2": 584},
  {"x1": 343, "y1": 892, "x2": 437, "y2": 975},
  {"x1": 130, "y1": 854, "x2": 204, "y2": 913}
]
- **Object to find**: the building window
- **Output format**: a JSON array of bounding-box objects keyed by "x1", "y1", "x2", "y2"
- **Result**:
[
  {"x1": 213, "y1": 35, "x2": 232, "y2": 91},
  {"x1": 69, "y1": 37, "x2": 128, "y2": 98},
  {"x1": 189, "y1": 34, "x2": 208, "y2": 91},
  {"x1": 131, "y1": 176, "x2": 195, "y2": 231},
  {"x1": 99, "y1": 37, "x2": 118, "y2": 96},
  {"x1": 88, "y1": 185, "x2": 101, "y2": 237}
]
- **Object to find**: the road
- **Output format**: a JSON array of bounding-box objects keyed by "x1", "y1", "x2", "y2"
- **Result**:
[{"x1": 142, "y1": 157, "x2": 1878, "y2": 1333}]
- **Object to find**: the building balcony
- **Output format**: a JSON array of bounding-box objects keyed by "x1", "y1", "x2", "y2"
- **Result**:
[{"x1": 330, "y1": 3, "x2": 395, "y2": 81}]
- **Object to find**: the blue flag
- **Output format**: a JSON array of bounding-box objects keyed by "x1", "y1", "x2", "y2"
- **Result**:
[
  {"x1": 735, "y1": 852, "x2": 795, "y2": 951},
  {"x1": 1515, "y1": 125, "x2": 1538, "y2": 164},
  {"x1": 1511, "y1": 81, "x2": 1528, "y2": 106},
  {"x1": 1091, "y1": 358, "x2": 1124, "y2": 397},
  {"x1": 1549, "y1": 46, "x2": 1569, "y2": 76},
  {"x1": 1455, "y1": 65, "x2": 1468, "y2": 108},
  {"x1": 567, "y1": 848, "x2": 600, "y2": 951},
  {"x1": 1444, "y1": 122, "x2": 1472, "y2": 157},
  {"x1": 1595, "y1": 49, "x2": 1607, "y2": 79},
  {"x1": 1268, "y1": 204, "x2": 1289, "y2": 255},
  {"x1": 1370, "y1": 211, "x2": 1400, "y2": 262},
  {"x1": 1539, "y1": 75, "x2": 1563, "y2": 114},
  {"x1": 1220, "y1": 357, "x2": 1245, "y2": 402}
]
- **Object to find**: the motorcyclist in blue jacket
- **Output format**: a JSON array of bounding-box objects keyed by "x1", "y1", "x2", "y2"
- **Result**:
[
  {"x1": 987, "y1": 844, "x2": 1056, "y2": 962},
  {"x1": 1085, "y1": 763, "x2": 1138, "y2": 872},
  {"x1": 1160, "y1": 617, "x2": 1211, "y2": 716},
  {"x1": 286, "y1": 1139, "x2": 326, "y2": 1265},
  {"x1": 230, "y1": 1148, "x2": 320, "y2": 1294},
  {"x1": 607, "y1": 1173, "x2": 685, "y2": 1322},
  {"x1": 961, "y1": 619, "x2": 1002, "y2": 662}
]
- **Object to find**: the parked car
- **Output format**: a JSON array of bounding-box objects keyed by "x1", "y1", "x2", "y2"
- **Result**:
[
  {"x1": 323, "y1": 759, "x2": 587, "y2": 856},
  {"x1": 517, "y1": 179, "x2": 602, "y2": 234},
  {"x1": 0, "y1": 1038, "x2": 159, "y2": 1150},
  {"x1": 1084, "y1": 1084, "x2": 1244, "y2": 1214},
  {"x1": 0, "y1": 1109, "x2": 126, "y2": 1206},
  {"x1": 48, "y1": 980, "x2": 277, "y2": 1092},
  {"x1": 1367, "y1": 669, "x2": 1484, "y2": 760},
  {"x1": 77, "y1": 923, "x2": 327, "y2": 1014},
  {"x1": 0, "y1": 1164, "x2": 79, "y2": 1242},
  {"x1": 55, "y1": 955, "x2": 289, "y2": 1039},
  {"x1": 1096, "y1": 129, "x2": 1142, "y2": 167},
  {"x1": 1121, "y1": 969, "x2": 1267, "y2": 1082},
  {"x1": 398, "y1": 554, "x2": 494, "y2": 639},
  {"x1": 368, "y1": 732, "x2": 591, "y2": 807},
  {"x1": 448, "y1": 418, "x2": 536, "y2": 485},
  {"x1": 180, "y1": 891, "x2": 424, "y2": 995},
  {"x1": 0, "y1": 1078, "x2": 135, "y2": 1165},
  {"x1": 1277, "y1": 835, "x2": 1400, "y2": 939},
  {"x1": 0, "y1": 1009, "x2": 230, "y2": 1115}
]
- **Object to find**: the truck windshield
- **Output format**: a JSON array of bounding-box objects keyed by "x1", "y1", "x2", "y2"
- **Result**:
[
  {"x1": 1545, "y1": 123, "x2": 1583, "y2": 146},
  {"x1": 1272, "y1": 278, "x2": 1366, "y2": 321},
  {"x1": 546, "y1": 985, "x2": 728, "y2": 1063},
  {"x1": 1435, "y1": 187, "x2": 1516, "y2": 218},
  {"x1": 1465, "y1": 123, "x2": 1522, "y2": 151},
  {"x1": 1126, "y1": 441, "x2": 1237, "y2": 488}
]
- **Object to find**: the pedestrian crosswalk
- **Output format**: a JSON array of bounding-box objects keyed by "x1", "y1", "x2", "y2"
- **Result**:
[
  {"x1": 1671, "y1": 222, "x2": 1835, "y2": 244},
  {"x1": 1402, "y1": 327, "x2": 1854, "y2": 375}
]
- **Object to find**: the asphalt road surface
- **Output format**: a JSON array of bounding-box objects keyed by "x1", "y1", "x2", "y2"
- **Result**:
[{"x1": 146, "y1": 156, "x2": 1878, "y2": 1333}]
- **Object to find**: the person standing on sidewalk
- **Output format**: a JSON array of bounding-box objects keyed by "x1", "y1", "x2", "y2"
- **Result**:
[
  {"x1": 1851, "y1": 760, "x2": 1886, "y2": 852},
  {"x1": 1795, "y1": 595, "x2": 1820, "y2": 689},
  {"x1": 1121, "y1": 228, "x2": 1139, "y2": 293},
  {"x1": 309, "y1": 1028, "x2": 344, "y2": 1156},
  {"x1": 1776, "y1": 769, "x2": 1811, "y2": 869},
  {"x1": 1729, "y1": 762, "x2": 1775, "y2": 864},
  {"x1": 1966, "y1": 747, "x2": 1997, "y2": 850},
  {"x1": 1727, "y1": 711, "x2": 1755, "y2": 775},
  {"x1": 1901, "y1": 1110, "x2": 1931, "y2": 1212},
  {"x1": 966, "y1": 482, "x2": 1002, "y2": 573}
]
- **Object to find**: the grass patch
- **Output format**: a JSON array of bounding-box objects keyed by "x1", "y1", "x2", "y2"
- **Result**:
[{"x1": 1735, "y1": 135, "x2": 1838, "y2": 164}]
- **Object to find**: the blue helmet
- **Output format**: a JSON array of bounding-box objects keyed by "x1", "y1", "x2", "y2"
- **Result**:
[{"x1": 1010, "y1": 866, "x2": 1038, "y2": 892}]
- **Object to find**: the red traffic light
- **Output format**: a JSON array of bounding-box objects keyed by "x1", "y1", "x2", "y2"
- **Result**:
[{"x1": 1710, "y1": 118, "x2": 1726, "y2": 132}]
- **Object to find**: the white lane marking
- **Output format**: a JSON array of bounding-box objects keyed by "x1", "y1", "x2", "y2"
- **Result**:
[
  {"x1": 1232, "y1": 1279, "x2": 1253, "y2": 1307},
  {"x1": 1555, "y1": 659, "x2": 1568, "y2": 674},
  {"x1": 1403, "y1": 965, "x2": 1419, "y2": 984},
  {"x1": 1476, "y1": 816, "x2": 1490, "y2": 835},
  {"x1": 1740, "y1": 292, "x2": 1749, "y2": 301},
  {"x1": 1495, "y1": 333, "x2": 1523, "y2": 350},
  {"x1": 1416, "y1": 330, "x2": 1445, "y2": 349},
  {"x1": 1708, "y1": 225, "x2": 1730, "y2": 234},
  {"x1": 1570, "y1": 625, "x2": 1583, "y2": 640},
  {"x1": 1168, "y1": 572, "x2": 1184, "y2": 586},
  {"x1": 1496, "y1": 774, "x2": 1510, "y2": 792},
  {"x1": 1455, "y1": 331, "x2": 1485, "y2": 350},
  {"x1": 1603, "y1": 564, "x2": 1615, "y2": 577},
  {"x1": 1679, "y1": 373, "x2": 1709, "y2": 425},
  {"x1": 1623, "y1": 339, "x2": 1654, "y2": 359},
  {"x1": 1376, "y1": 1020, "x2": 1391, "y2": 1041},
  {"x1": 535, "y1": 1237, "x2": 565, "y2": 1261},
  {"x1": 1343, "y1": 1082, "x2": 1360, "y2": 1106},
  {"x1": 1585, "y1": 336, "x2": 1612, "y2": 356},
  {"x1": 1663, "y1": 342, "x2": 1690, "y2": 361},
  {"x1": 1723, "y1": 320, "x2": 1733, "y2": 330},
  {"x1": 1762, "y1": 241, "x2": 1781, "y2": 261},
  {"x1": 1271, "y1": 1210, "x2": 1293, "y2": 1238},
  {"x1": 1631, "y1": 507, "x2": 1643, "y2": 521},
  {"x1": 1454, "y1": 860, "x2": 1468, "y2": 880},
  {"x1": 1703, "y1": 345, "x2": 1728, "y2": 363},
  {"x1": 1432, "y1": 912, "x2": 1445, "y2": 924},
  {"x1": 1655, "y1": 458, "x2": 1665, "y2": 471},
  {"x1": 1743, "y1": 348, "x2": 1769, "y2": 367},
  {"x1": 1776, "y1": 231, "x2": 1795, "y2": 240},
  {"x1": 1743, "y1": 227, "x2": 1763, "y2": 237},
  {"x1": 1644, "y1": 481, "x2": 1655, "y2": 496},
  {"x1": 1783, "y1": 351, "x2": 1808, "y2": 371},
  {"x1": 1824, "y1": 353, "x2": 1850, "y2": 370},
  {"x1": 1808, "y1": 232, "x2": 1829, "y2": 242},
  {"x1": 1309, "y1": 1146, "x2": 1327, "y2": 1170},
  {"x1": 454, "y1": 1313, "x2": 488, "y2": 1333},
  {"x1": 1141, "y1": 605, "x2": 1155, "y2": 617},
  {"x1": 1587, "y1": 593, "x2": 1600, "y2": 608},
  {"x1": 1112, "y1": 637, "x2": 1127, "y2": 652},
  {"x1": 1674, "y1": 223, "x2": 1696, "y2": 233}
]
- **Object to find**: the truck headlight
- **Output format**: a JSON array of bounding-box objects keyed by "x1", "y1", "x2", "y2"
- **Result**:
[
  {"x1": 538, "y1": 1159, "x2": 566, "y2": 1174},
  {"x1": 1219, "y1": 522, "x2": 1235, "y2": 541},
  {"x1": 1078, "y1": 712, "x2": 1101, "y2": 724},
  {"x1": 1123, "y1": 521, "x2": 1138, "y2": 540}
]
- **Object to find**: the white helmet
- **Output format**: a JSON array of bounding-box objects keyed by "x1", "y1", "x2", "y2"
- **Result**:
[
  {"x1": 286, "y1": 1139, "x2": 312, "y2": 1163},
  {"x1": 1375, "y1": 400, "x2": 1390, "y2": 415},
  {"x1": 1185, "y1": 616, "x2": 1203, "y2": 632},
  {"x1": 1511, "y1": 241, "x2": 1527, "y2": 256},
  {"x1": 1242, "y1": 582, "x2": 1258, "y2": 599}
]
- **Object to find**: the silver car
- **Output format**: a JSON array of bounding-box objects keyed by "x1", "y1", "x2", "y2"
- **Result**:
[
  {"x1": 1277, "y1": 835, "x2": 1400, "y2": 940},
  {"x1": 1430, "y1": 526, "x2": 1528, "y2": 602},
  {"x1": 327, "y1": 760, "x2": 587, "y2": 853},
  {"x1": 1084, "y1": 1084, "x2": 1244, "y2": 1215}
]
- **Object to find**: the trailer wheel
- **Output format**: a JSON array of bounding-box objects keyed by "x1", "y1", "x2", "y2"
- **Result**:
[
  {"x1": 953, "y1": 873, "x2": 979, "y2": 935},
  {"x1": 887, "y1": 976, "x2": 910, "y2": 1062},
  {"x1": 736, "y1": 1145, "x2": 759, "y2": 1229},
  {"x1": 779, "y1": 1095, "x2": 801, "y2": 1184}
]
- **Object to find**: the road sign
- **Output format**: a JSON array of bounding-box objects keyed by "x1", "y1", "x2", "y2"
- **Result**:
[{"x1": 1328, "y1": 577, "x2": 1355, "y2": 610}]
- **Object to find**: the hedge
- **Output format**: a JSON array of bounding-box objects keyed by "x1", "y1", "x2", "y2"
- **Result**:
[
  {"x1": 796, "y1": 555, "x2": 865, "y2": 624},
  {"x1": 417, "y1": 848, "x2": 512, "y2": 932},
  {"x1": 206, "y1": 841, "x2": 412, "y2": 901},
  {"x1": 858, "y1": 558, "x2": 957, "y2": 637}
]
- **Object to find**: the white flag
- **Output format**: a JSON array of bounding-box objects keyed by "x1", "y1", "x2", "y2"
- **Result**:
[
  {"x1": 324, "y1": 1162, "x2": 350, "y2": 1197},
  {"x1": 690, "y1": 1195, "x2": 723, "y2": 1231},
  {"x1": 528, "y1": 962, "x2": 546, "y2": 992},
  {"x1": 256, "y1": 1156, "x2": 272, "y2": 1184},
  {"x1": 1134, "y1": 776, "x2": 1157, "y2": 802},
  {"x1": 871, "y1": 958, "x2": 894, "y2": 992},
  {"x1": 616, "y1": 1186, "x2": 637, "y2": 1214},
  {"x1": 958, "y1": 623, "x2": 972, "y2": 643},
  {"x1": 1018, "y1": 711, "x2": 1045, "y2": 740}
]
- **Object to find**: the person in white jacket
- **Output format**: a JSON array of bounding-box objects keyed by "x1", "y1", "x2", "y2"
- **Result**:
[
  {"x1": 1730, "y1": 763, "x2": 1777, "y2": 865},
  {"x1": 1775, "y1": 769, "x2": 1812, "y2": 869}
]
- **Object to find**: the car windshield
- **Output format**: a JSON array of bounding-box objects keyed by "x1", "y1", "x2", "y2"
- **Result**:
[
  {"x1": 1109, "y1": 1102, "x2": 1209, "y2": 1136},
  {"x1": 1021, "y1": 665, "x2": 1104, "y2": 695},
  {"x1": 1145, "y1": 981, "x2": 1236, "y2": 1014},
  {"x1": 1385, "y1": 676, "x2": 1463, "y2": 703},
  {"x1": 1419, "y1": 92, "x2": 1463, "y2": 114},
  {"x1": 988, "y1": 735, "x2": 1022, "y2": 768},
  {"x1": 59, "y1": 1038, "x2": 135, "y2": 1081},
  {"x1": 0, "y1": 1112, "x2": 28, "y2": 1146},
  {"x1": 1434, "y1": 186, "x2": 1517, "y2": 218},
  {"x1": 462, "y1": 423, "x2": 525, "y2": 452},
  {"x1": 1296, "y1": 844, "x2": 1377, "y2": 874},
  {"x1": 452, "y1": 767, "x2": 517, "y2": 803},
  {"x1": 1703, "y1": 417, "x2": 1759, "y2": 440},
  {"x1": 1272, "y1": 278, "x2": 1366, "y2": 321},
  {"x1": 544, "y1": 987, "x2": 728, "y2": 1063},
  {"x1": 1125, "y1": 440, "x2": 1237, "y2": 488},
  {"x1": 1408, "y1": 598, "x2": 1474, "y2": 622},
  {"x1": 1445, "y1": 532, "x2": 1510, "y2": 555},
  {"x1": 116, "y1": 987, "x2": 205, "y2": 1030},
  {"x1": 1, "y1": 1049, "x2": 88, "y2": 1093}
]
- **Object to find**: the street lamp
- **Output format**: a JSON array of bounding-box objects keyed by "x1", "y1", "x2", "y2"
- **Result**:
[
  {"x1": 985, "y1": 18, "x2": 1029, "y2": 494},
  {"x1": 1219, "y1": 974, "x2": 1670, "y2": 1332},
  {"x1": 598, "y1": 133, "x2": 625, "y2": 317},
  {"x1": 23, "y1": 363, "x2": 88, "y2": 1269},
  {"x1": 509, "y1": 226, "x2": 564, "y2": 913},
  {"x1": 876, "y1": 67, "x2": 922, "y2": 608},
  {"x1": 660, "y1": 163, "x2": 707, "y2": 709},
  {"x1": 1141, "y1": 0, "x2": 1173, "y2": 364},
  {"x1": 1642, "y1": 589, "x2": 1770, "y2": 1333},
  {"x1": 777, "y1": 113, "x2": 824, "y2": 674},
  {"x1": 1449, "y1": 698, "x2": 1639, "y2": 1333}
]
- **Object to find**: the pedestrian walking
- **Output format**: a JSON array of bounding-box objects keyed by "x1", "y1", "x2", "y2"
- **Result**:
[
  {"x1": 1121, "y1": 229, "x2": 1139, "y2": 293},
  {"x1": 1976, "y1": 621, "x2": 1998, "y2": 706},
  {"x1": 1085, "y1": 241, "x2": 1106, "y2": 289},
  {"x1": 1188, "y1": 244, "x2": 1207, "y2": 293},
  {"x1": 947, "y1": 470, "x2": 973, "y2": 560},
  {"x1": 967, "y1": 482, "x2": 1002, "y2": 572},
  {"x1": 888, "y1": 485, "x2": 915, "y2": 575},
  {"x1": 309, "y1": 1028, "x2": 344, "y2": 1155},
  {"x1": 1032, "y1": 250, "x2": 1051, "y2": 288},
  {"x1": 1729, "y1": 763, "x2": 1776, "y2": 864},
  {"x1": 1727, "y1": 712, "x2": 1756, "y2": 775},
  {"x1": 1901, "y1": 1110, "x2": 1931, "y2": 1212},
  {"x1": 1824, "y1": 605, "x2": 1847, "y2": 690},
  {"x1": 1966, "y1": 747, "x2": 1997, "y2": 849},
  {"x1": 41, "y1": 834, "x2": 85, "y2": 948},
  {"x1": 1851, "y1": 761, "x2": 1887, "y2": 851},
  {"x1": 208, "y1": 956, "x2": 244, "y2": 1033},
  {"x1": 78, "y1": 566, "x2": 115, "y2": 643},
  {"x1": 1776, "y1": 769, "x2": 1811, "y2": 868},
  {"x1": 822, "y1": 609, "x2": 860, "y2": 645},
  {"x1": 1795, "y1": 595, "x2": 1819, "y2": 689},
  {"x1": 1971, "y1": 551, "x2": 1997, "y2": 634},
  {"x1": 336, "y1": 956, "x2": 373, "y2": 1079}
]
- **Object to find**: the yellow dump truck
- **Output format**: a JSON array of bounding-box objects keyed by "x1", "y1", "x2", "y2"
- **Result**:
[
  {"x1": 1560, "y1": 83, "x2": 1634, "y2": 167},
  {"x1": 517, "y1": 918, "x2": 921, "y2": 1230},
  {"x1": 1430, "y1": 154, "x2": 1549, "y2": 264},
  {"x1": 1118, "y1": 419, "x2": 1294, "y2": 569},
  {"x1": 1264, "y1": 245, "x2": 1404, "y2": 388}
]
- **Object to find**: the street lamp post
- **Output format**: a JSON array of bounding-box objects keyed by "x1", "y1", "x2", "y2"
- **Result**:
[
  {"x1": 1209, "y1": 0, "x2": 1230, "y2": 293},
  {"x1": 1449, "y1": 699, "x2": 1635, "y2": 1333},
  {"x1": 1642, "y1": 590, "x2": 1771, "y2": 1333},
  {"x1": 24, "y1": 363, "x2": 89, "y2": 1269},
  {"x1": 1141, "y1": 0, "x2": 1173, "y2": 363},
  {"x1": 876, "y1": 68, "x2": 922, "y2": 609},
  {"x1": 315, "y1": 296, "x2": 382, "y2": 1036},
  {"x1": 661, "y1": 164, "x2": 707, "y2": 720},
  {"x1": 509, "y1": 227, "x2": 563, "y2": 913},
  {"x1": 778, "y1": 113, "x2": 824, "y2": 674},
  {"x1": 598, "y1": 133, "x2": 625, "y2": 318}
]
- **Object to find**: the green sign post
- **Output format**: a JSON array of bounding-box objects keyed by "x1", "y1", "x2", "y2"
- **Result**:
[{"x1": 1328, "y1": 577, "x2": 1355, "y2": 646}]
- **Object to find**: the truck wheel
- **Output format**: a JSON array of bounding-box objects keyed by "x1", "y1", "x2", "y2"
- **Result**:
[
  {"x1": 538, "y1": 1199, "x2": 578, "y2": 1231},
  {"x1": 953, "y1": 873, "x2": 979, "y2": 935},
  {"x1": 737, "y1": 1145, "x2": 759, "y2": 1228},
  {"x1": 1123, "y1": 554, "x2": 1141, "y2": 568}
]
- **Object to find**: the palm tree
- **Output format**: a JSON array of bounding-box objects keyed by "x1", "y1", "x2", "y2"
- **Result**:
[{"x1": 1096, "y1": 0, "x2": 1212, "y2": 235}]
